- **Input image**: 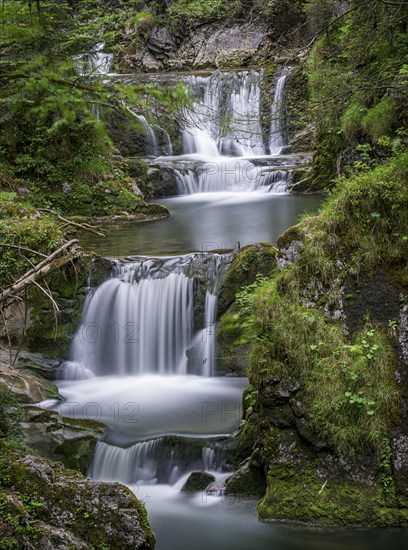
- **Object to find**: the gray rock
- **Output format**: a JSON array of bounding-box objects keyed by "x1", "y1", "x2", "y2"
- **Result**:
[
  {"x1": 4, "y1": 451, "x2": 154, "y2": 549},
  {"x1": 181, "y1": 470, "x2": 216, "y2": 492},
  {"x1": 22, "y1": 406, "x2": 105, "y2": 474},
  {"x1": 277, "y1": 239, "x2": 302, "y2": 270},
  {"x1": 148, "y1": 26, "x2": 176, "y2": 57},
  {"x1": 0, "y1": 361, "x2": 59, "y2": 404}
]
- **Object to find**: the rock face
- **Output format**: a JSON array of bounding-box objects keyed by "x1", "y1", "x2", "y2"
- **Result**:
[
  {"x1": 0, "y1": 361, "x2": 59, "y2": 404},
  {"x1": 220, "y1": 220, "x2": 408, "y2": 526},
  {"x1": 0, "y1": 450, "x2": 155, "y2": 549},
  {"x1": 118, "y1": 22, "x2": 267, "y2": 72},
  {"x1": 181, "y1": 471, "x2": 216, "y2": 492},
  {"x1": 22, "y1": 407, "x2": 106, "y2": 475}
]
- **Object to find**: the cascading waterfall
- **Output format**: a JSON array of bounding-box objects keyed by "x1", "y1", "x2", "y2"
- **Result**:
[
  {"x1": 166, "y1": 68, "x2": 299, "y2": 194},
  {"x1": 65, "y1": 254, "x2": 229, "y2": 378},
  {"x1": 269, "y1": 68, "x2": 291, "y2": 155},
  {"x1": 76, "y1": 42, "x2": 113, "y2": 76},
  {"x1": 182, "y1": 71, "x2": 266, "y2": 157}
]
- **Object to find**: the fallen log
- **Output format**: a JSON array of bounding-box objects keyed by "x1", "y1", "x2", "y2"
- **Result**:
[{"x1": 0, "y1": 241, "x2": 82, "y2": 306}]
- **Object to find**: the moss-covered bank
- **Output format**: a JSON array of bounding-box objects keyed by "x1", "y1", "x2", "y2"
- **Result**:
[{"x1": 221, "y1": 153, "x2": 408, "y2": 526}]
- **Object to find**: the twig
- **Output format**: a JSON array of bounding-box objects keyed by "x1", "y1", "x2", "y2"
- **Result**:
[{"x1": 0, "y1": 243, "x2": 47, "y2": 258}]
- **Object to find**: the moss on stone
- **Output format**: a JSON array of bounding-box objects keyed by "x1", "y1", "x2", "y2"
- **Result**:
[
  {"x1": 218, "y1": 243, "x2": 277, "y2": 316},
  {"x1": 258, "y1": 463, "x2": 406, "y2": 527}
]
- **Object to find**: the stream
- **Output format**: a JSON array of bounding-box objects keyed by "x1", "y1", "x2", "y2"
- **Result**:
[{"x1": 43, "y1": 68, "x2": 407, "y2": 549}]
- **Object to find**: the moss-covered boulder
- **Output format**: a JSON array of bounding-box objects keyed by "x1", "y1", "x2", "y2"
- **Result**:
[
  {"x1": 0, "y1": 449, "x2": 155, "y2": 549},
  {"x1": 22, "y1": 407, "x2": 106, "y2": 475},
  {"x1": 181, "y1": 471, "x2": 216, "y2": 492},
  {"x1": 218, "y1": 243, "x2": 277, "y2": 317}
]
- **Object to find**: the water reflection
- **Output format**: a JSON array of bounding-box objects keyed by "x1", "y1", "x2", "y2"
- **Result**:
[{"x1": 79, "y1": 192, "x2": 323, "y2": 257}]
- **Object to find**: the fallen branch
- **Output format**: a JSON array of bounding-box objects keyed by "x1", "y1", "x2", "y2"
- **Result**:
[
  {"x1": 0, "y1": 243, "x2": 47, "y2": 258},
  {"x1": 38, "y1": 208, "x2": 106, "y2": 237},
  {"x1": 0, "y1": 240, "x2": 82, "y2": 306}
]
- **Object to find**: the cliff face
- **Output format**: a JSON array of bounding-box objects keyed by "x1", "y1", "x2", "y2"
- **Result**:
[
  {"x1": 221, "y1": 153, "x2": 408, "y2": 526},
  {"x1": 113, "y1": 1, "x2": 305, "y2": 72}
]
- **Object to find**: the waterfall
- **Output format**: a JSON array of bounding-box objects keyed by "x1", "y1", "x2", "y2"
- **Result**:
[
  {"x1": 70, "y1": 267, "x2": 193, "y2": 376},
  {"x1": 181, "y1": 70, "x2": 265, "y2": 158},
  {"x1": 66, "y1": 254, "x2": 230, "y2": 378},
  {"x1": 76, "y1": 42, "x2": 113, "y2": 76},
  {"x1": 132, "y1": 114, "x2": 159, "y2": 156},
  {"x1": 90, "y1": 439, "x2": 163, "y2": 484},
  {"x1": 162, "y1": 68, "x2": 297, "y2": 195},
  {"x1": 90, "y1": 438, "x2": 225, "y2": 487},
  {"x1": 269, "y1": 68, "x2": 291, "y2": 155}
]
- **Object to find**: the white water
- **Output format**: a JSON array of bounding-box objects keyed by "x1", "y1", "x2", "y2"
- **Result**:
[
  {"x1": 182, "y1": 71, "x2": 266, "y2": 157},
  {"x1": 67, "y1": 255, "x2": 227, "y2": 378},
  {"x1": 77, "y1": 42, "x2": 113, "y2": 76},
  {"x1": 269, "y1": 69, "x2": 291, "y2": 155},
  {"x1": 171, "y1": 69, "x2": 293, "y2": 194}
]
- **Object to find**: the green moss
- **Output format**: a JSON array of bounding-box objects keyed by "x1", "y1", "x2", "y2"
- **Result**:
[
  {"x1": 218, "y1": 243, "x2": 277, "y2": 315},
  {"x1": 257, "y1": 463, "x2": 406, "y2": 527},
  {"x1": 362, "y1": 97, "x2": 399, "y2": 142}
]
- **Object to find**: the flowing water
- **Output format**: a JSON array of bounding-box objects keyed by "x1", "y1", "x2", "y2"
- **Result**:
[{"x1": 42, "y1": 69, "x2": 408, "y2": 549}]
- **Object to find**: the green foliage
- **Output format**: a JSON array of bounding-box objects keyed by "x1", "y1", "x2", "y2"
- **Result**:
[
  {"x1": 0, "y1": 211, "x2": 64, "y2": 288},
  {"x1": 307, "y1": 1, "x2": 408, "y2": 184},
  {"x1": 362, "y1": 97, "x2": 399, "y2": 142},
  {"x1": 233, "y1": 154, "x2": 407, "y2": 455},
  {"x1": 168, "y1": 0, "x2": 232, "y2": 22}
]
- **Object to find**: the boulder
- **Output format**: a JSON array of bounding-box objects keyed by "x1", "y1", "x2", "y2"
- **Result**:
[
  {"x1": 1, "y1": 450, "x2": 155, "y2": 549},
  {"x1": 22, "y1": 407, "x2": 106, "y2": 475},
  {"x1": 0, "y1": 361, "x2": 59, "y2": 404},
  {"x1": 181, "y1": 471, "x2": 216, "y2": 492}
]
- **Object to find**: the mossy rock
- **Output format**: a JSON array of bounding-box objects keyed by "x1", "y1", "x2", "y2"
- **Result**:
[
  {"x1": 225, "y1": 455, "x2": 266, "y2": 498},
  {"x1": 218, "y1": 243, "x2": 277, "y2": 316},
  {"x1": 181, "y1": 471, "x2": 216, "y2": 492},
  {"x1": 22, "y1": 407, "x2": 106, "y2": 475},
  {"x1": 0, "y1": 449, "x2": 155, "y2": 549},
  {"x1": 217, "y1": 302, "x2": 250, "y2": 376},
  {"x1": 257, "y1": 463, "x2": 407, "y2": 527}
]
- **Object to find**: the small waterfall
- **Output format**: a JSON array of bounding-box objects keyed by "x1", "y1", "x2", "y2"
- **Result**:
[
  {"x1": 90, "y1": 439, "x2": 163, "y2": 484},
  {"x1": 90, "y1": 439, "x2": 225, "y2": 487},
  {"x1": 173, "y1": 159, "x2": 261, "y2": 194},
  {"x1": 64, "y1": 254, "x2": 231, "y2": 379},
  {"x1": 258, "y1": 168, "x2": 291, "y2": 193},
  {"x1": 202, "y1": 447, "x2": 216, "y2": 471},
  {"x1": 269, "y1": 68, "x2": 291, "y2": 155},
  {"x1": 70, "y1": 267, "x2": 193, "y2": 376},
  {"x1": 77, "y1": 42, "x2": 113, "y2": 76},
  {"x1": 182, "y1": 70, "x2": 265, "y2": 158}
]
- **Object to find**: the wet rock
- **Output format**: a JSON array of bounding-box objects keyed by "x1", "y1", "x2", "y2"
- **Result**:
[
  {"x1": 22, "y1": 407, "x2": 105, "y2": 475},
  {"x1": 0, "y1": 361, "x2": 59, "y2": 404},
  {"x1": 181, "y1": 471, "x2": 216, "y2": 492},
  {"x1": 277, "y1": 239, "x2": 302, "y2": 270},
  {"x1": 2, "y1": 451, "x2": 155, "y2": 549},
  {"x1": 144, "y1": 166, "x2": 179, "y2": 198},
  {"x1": 225, "y1": 452, "x2": 266, "y2": 497}
]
